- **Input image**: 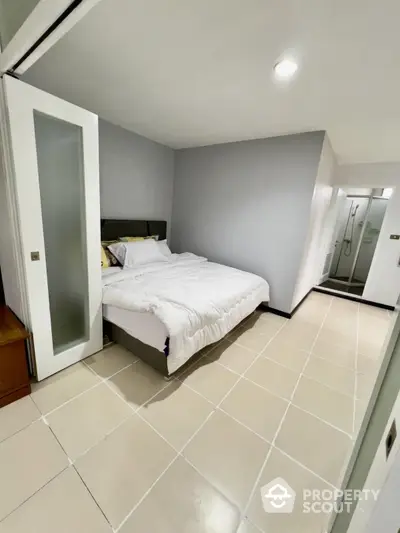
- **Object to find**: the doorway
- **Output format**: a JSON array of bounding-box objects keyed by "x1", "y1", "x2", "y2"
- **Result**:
[{"x1": 319, "y1": 187, "x2": 392, "y2": 297}]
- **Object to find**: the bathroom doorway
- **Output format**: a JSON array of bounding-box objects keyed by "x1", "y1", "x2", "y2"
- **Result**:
[{"x1": 319, "y1": 187, "x2": 392, "y2": 297}]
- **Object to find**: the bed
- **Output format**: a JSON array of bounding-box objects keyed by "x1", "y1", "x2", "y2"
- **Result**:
[{"x1": 101, "y1": 219, "x2": 270, "y2": 376}]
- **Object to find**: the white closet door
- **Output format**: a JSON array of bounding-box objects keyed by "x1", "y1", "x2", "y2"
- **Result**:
[{"x1": 3, "y1": 75, "x2": 102, "y2": 380}]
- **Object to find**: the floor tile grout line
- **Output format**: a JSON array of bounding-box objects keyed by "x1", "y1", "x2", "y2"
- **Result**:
[
  {"x1": 42, "y1": 380, "x2": 104, "y2": 417},
  {"x1": 181, "y1": 319, "x2": 290, "y2": 411},
  {"x1": 174, "y1": 308, "x2": 261, "y2": 377},
  {"x1": 216, "y1": 406, "x2": 274, "y2": 446},
  {"x1": 215, "y1": 318, "x2": 361, "y2": 396},
  {"x1": 21, "y1": 301, "x2": 348, "y2": 525},
  {"x1": 215, "y1": 371, "x2": 353, "y2": 437},
  {"x1": 69, "y1": 412, "x2": 135, "y2": 465},
  {"x1": 32, "y1": 310, "x2": 265, "y2": 433},
  {"x1": 176, "y1": 359, "x2": 354, "y2": 445},
  {"x1": 45, "y1": 419, "x2": 73, "y2": 461},
  {"x1": 55, "y1": 367, "x2": 174, "y2": 465},
  {"x1": 273, "y1": 445, "x2": 338, "y2": 490},
  {"x1": 17, "y1": 302, "x2": 353, "y2": 530},
  {"x1": 86, "y1": 359, "x2": 139, "y2": 380},
  {"x1": 72, "y1": 464, "x2": 115, "y2": 530},
  {"x1": 179, "y1": 301, "x2": 353, "y2": 435},
  {"x1": 37, "y1": 374, "x2": 184, "y2": 533},
  {"x1": 114, "y1": 408, "x2": 217, "y2": 532},
  {"x1": 287, "y1": 403, "x2": 352, "y2": 438},
  {"x1": 175, "y1": 320, "x2": 289, "y2": 418},
  {"x1": 188, "y1": 355, "x2": 354, "y2": 437},
  {"x1": 177, "y1": 410, "x2": 217, "y2": 455},
  {"x1": 240, "y1": 295, "x2": 334, "y2": 523},
  {"x1": 288, "y1": 372, "x2": 355, "y2": 401},
  {"x1": 239, "y1": 374, "x2": 292, "y2": 402},
  {"x1": 113, "y1": 454, "x2": 180, "y2": 533},
  {"x1": 169, "y1": 378, "x2": 215, "y2": 407},
  {"x1": 40, "y1": 360, "x2": 138, "y2": 419},
  {"x1": 214, "y1": 346, "x2": 357, "y2": 402},
  {"x1": 42, "y1": 413, "x2": 131, "y2": 523},
  {"x1": 303, "y1": 351, "x2": 358, "y2": 372},
  {"x1": 3, "y1": 299, "x2": 384, "y2": 529},
  {"x1": 29, "y1": 393, "x2": 43, "y2": 416},
  {"x1": 239, "y1": 517, "x2": 265, "y2": 533},
  {"x1": 111, "y1": 318, "x2": 290, "y2": 532},
  {"x1": 232, "y1": 315, "x2": 317, "y2": 521},
  {"x1": 0, "y1": 413, "x2": 43, "y2": 446},
  {"x1": 33, "y1": 319, "x2": 277, "y2": 479},
  {"x1": 80, "y1": 375, "x2": 184, "y2": 532},
  {"x1": 171, "y1": 334, "x2": 229, "y2": 378},
  {"x1": 0, "y1": 464, "x2": 70, "y2": 524}
]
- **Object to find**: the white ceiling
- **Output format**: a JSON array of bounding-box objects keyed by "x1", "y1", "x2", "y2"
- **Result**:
[{"x1": 23, "y1": 0, "x2": 400, "y2": 163}]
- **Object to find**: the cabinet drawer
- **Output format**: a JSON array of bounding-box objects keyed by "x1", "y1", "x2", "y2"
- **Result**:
[{"x1": 0, "y1": 340, "x2": 29, "y2": 396}]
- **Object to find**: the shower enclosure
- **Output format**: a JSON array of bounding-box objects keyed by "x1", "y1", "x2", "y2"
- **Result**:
[{"x1": 321, "y1": 188, "x2": 390, "y2": 296}]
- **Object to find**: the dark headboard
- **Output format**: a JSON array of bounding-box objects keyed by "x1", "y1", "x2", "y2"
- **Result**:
[{"x1": 101, "y1": 219, "x2": 167, "y2": 241}]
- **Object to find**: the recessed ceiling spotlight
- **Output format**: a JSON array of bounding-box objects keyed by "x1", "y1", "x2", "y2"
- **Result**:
[{"x1": 274, "y1": 58, "x2": 298, "y2": 79}]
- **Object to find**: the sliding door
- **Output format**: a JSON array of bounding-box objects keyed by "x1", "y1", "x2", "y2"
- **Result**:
[
  {"x1": 0, "y1": 0, "x2": 103, "y2": 75},
  {"x1": 2, "y1": 75, "x2": 102, "y2": 380}
]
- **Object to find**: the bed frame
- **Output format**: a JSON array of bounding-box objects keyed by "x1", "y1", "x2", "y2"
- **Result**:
[
  {"x1": 101, "y1": 218, "x2": 262, "y2": 377},
  {"x1": 102, "y1": 219, "x2": 174, "y2": 377}
]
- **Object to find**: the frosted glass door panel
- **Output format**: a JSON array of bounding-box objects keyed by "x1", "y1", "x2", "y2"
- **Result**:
[
  {"x1": 34, "y1": 112, "x2": 89, "y2": 354},
  {"x1": 4, "y1": 75, "x2": 102, "y2": 381}
]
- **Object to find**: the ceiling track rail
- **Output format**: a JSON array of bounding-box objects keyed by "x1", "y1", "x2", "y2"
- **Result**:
[{"x1": 9, "y1": 0, "x2": 83, "y2": 74}]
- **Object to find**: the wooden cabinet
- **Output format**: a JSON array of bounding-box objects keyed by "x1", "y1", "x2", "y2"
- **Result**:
[{"x1": 0, "y1": 306, "x2": 30, "y2": 407}]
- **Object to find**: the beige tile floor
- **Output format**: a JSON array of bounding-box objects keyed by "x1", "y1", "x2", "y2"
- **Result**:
[{"x1": 0, "y1": 292, "x2": 394, "y2": 533}]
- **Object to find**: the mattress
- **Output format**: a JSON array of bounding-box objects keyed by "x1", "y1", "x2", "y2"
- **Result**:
[
  {"x1": 102, "y1": 253, "x2": 270, "y2": 374},
  {"x1": 102, "y1": 304, "x2": 168, "y2": 352}
]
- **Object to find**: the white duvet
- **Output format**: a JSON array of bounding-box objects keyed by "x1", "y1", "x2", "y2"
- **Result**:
[{"x1": 102, "y1": 253, "x2": 270, "y2": 374}]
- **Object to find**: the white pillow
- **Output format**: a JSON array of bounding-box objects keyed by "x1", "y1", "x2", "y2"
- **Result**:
[
  {"x1": 158, "y1": 239, "x2": 172, "y2": 257},
  {"x1": 107, "y1": 242, "x2": 127, "y2": 265},
  {"x1": 110, "y1": 239, "x2": 169, "y2": 269}
]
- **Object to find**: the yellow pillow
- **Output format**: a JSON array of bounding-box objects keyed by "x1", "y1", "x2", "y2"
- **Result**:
[
  {"x1": 120, "y1": 235, "x2": 159, "y2": 242},
  {"x1": 101, "y1": 240, "x2": 120, "y2": 268},
  {"x1": 101, "y1": 245, "x2": 109, "y2": 268},
  {"x1": 119, "y1": 236, "x2": 146, "y2": 242}
]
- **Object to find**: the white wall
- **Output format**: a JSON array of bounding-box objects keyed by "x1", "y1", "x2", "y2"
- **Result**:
[
  {"x1": 365, "y1": 445, "x2": 400, "y2": 533},
  {"x1": 99, "y1": 120, "x2": 175, "y2": 234},
  {"x1": 172, "y1": 131, "x2": 325, "y2": 313},
  {"x1": 0, "y1": 91, "x2": 27, "y2": 324},
  {"x1": 292, "y1": 135, "x2": 336, "y2": 308},
  {"x1": 335, "y1": 163, "x2": 400, "y2": 307},
  {"x1": 0, "y1": 0, "x2": 40, "y2": 46},
  {"x1": 343, "y1": 314, "x2": 400, "y2": 533},
  {"x1": 0, "y1": 143, "x2": 25, "y2": 320}
]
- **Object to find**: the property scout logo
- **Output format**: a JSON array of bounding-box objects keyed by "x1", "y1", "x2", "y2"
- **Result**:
[{"x1": 261, "y1": 478, "x2": 379, "y2": 515}]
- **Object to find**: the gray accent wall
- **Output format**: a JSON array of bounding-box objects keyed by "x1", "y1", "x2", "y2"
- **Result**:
[
  {"x1": 171, "y1": 132, "x2": 325, "y2": 313},
  {"x1": 99, "y1": 120, "x2": 174, "y2": 232}
]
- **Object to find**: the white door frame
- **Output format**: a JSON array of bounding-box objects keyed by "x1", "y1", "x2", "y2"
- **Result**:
[
  {"x1": 3, "y1": 75, "x2": 102, "y2": 380},
  {"x1": 0, "y1": 0, "x2": 103, "y2": 75}
]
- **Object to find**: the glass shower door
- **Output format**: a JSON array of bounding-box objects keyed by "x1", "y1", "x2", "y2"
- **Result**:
[
  {"x1": 3, "y1": 74, "x2": 102, "y2": 380},
  {"x1": 351, "y1": 198, "x2": 389, "y2": 287}
]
